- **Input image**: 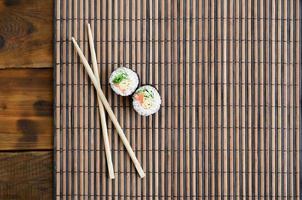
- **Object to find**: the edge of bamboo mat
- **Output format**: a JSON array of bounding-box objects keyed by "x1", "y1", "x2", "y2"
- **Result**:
[
  {"x1": 53, "y1": 0, "x2": 57, "y2": 199},
  {"x1": 298, "y1": 0, "x2": 302, "y2": 198}
]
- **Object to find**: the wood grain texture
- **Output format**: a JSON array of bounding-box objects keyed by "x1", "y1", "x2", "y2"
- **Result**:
[
  {"x1": 0, "y1": 151, "x2": 52, "y2": 200},
  {"x1": 55, "y1": 0, "x2": 301, "y2": 199},
  {"x1": 0, "y1": 68, "x2": 53, "y2": 150},
  {"x1": 0, "y1": 0, "x2": 53, "y2": 68}
]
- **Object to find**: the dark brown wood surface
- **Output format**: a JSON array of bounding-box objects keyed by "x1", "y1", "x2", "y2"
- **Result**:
[
  {"x1": 0, "y1": 0, "x2": 52, "y2": 69},
  {"x1": 0, "y1": 0, "x2": 53, "y2": 199},
  {"x1": 0, "y1": 152, "x2": 53, "y2": 200},
  {"x1": 0, "y1": 68, "x2": 53, "y2": 150}
]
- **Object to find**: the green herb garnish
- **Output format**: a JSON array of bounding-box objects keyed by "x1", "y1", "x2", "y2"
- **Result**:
[
  {"x1": 136, "y1": 87, "x2": 154, "y2": 98},
  {"x1": 112, "y1": 72, "x2": 128, "y2": 84},
  {"x1": 136, "y1": 88, "x2": 146, "y2": 94},
  {"x1": 144, "y1": 89, "x2": 154, "y2": 98}
]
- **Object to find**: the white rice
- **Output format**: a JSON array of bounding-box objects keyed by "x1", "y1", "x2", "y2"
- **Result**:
[
  {"x1": 132, "y1": 85, "x2": 161, "y2": 116},
  {"x1": 109, "y1": 67, "x2": 139, "y2": 96}
]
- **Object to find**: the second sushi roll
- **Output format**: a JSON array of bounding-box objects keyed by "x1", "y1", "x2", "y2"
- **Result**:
[
  {"x1": 109, "y1": 67, "x2": 139, "y2": 96},
  {"x1": 132, "y1": 85, "x2": 161, "y2": 116}
]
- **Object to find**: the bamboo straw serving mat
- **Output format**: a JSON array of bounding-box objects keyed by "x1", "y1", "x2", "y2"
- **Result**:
[{"x1": 54, "y1": 0, "x2": 302, "y2": 199}]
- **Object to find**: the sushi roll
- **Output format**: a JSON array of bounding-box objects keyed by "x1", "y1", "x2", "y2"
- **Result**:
[
  {"x1": 132, "y1": 85, "x2": 161, "y2": 116},
  {"x1": 109, "y1": 67, "x2": 139, "y2": 96}
]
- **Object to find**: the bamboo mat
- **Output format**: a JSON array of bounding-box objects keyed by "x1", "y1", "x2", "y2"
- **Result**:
[{"x1": 54, "y1": 0, "x2": 301, "y2": 199}]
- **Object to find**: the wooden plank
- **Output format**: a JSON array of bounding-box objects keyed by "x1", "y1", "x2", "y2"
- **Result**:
[
  {"x1": 0, "y1": 0, "x2": 53, "y2": 69},
  {"x1": 0, "y1": 151, "x2": 52, "y2": 200},
  {"x1": 0, "y1": 68, "x2": 53, "y2": 150}
]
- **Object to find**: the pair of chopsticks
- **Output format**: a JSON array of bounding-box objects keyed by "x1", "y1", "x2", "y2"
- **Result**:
[{"x1": 71, "y1": 23, "x2": 145, "y2": 179}]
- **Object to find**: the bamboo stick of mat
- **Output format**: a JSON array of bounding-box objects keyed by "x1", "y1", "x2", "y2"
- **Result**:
[
  {"x1": 86, "y1": 23, "x2": 115, "y2": 179},
  {"x1": 71, "y1": 37, "x2": 146, "y2": 178}
]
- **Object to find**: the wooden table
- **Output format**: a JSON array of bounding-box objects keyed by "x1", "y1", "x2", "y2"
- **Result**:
[{"x1": 0, "y1": 0, "x2": 53, "y2": 199}]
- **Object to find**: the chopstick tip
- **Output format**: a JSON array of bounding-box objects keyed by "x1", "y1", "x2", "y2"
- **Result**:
[
  {"x1": 139, "y1": 171, "x2": 146, "y2": 178},
  {"x1": 71, "y1": 37, "x2": 78, "y2": 46}
]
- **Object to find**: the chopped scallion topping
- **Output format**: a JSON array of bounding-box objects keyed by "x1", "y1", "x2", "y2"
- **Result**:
[{"x1": 112, "y1": 72, "x2": 128, "y2": 84}]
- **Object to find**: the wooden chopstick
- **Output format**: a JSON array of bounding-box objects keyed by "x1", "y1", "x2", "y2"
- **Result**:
[
  {"x1": 86, "y1": 23, "x2": 115, "y2": 179},
  {"x1": 71, "y1": 37, "x2": 145, "y2": 178}
]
